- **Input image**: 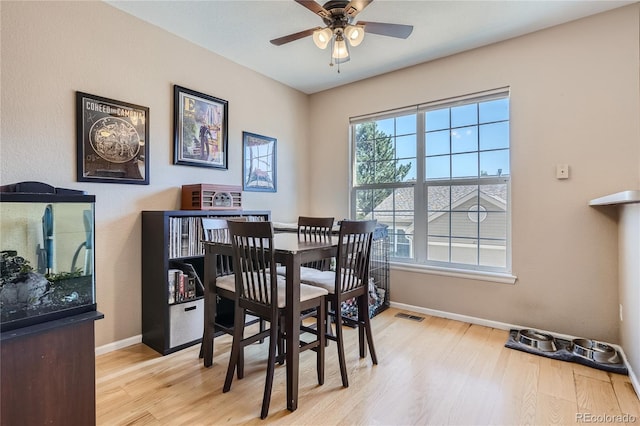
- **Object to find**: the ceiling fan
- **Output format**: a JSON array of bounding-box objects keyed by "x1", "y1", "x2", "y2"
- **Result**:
[{"x1": 270, "y1": 0, "x2": 413, "y2": 68}]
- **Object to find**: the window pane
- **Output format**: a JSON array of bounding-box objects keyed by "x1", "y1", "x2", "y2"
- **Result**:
[
  {"x1": 393, "y1": 232, "x2": 412, "y2": 258},
  {"x1": 355, "y1": 122, "x2": 371, "y2": 136},
  {"x1": 426, "y1": 155, "x2": 450, "y2": 179},
  {"x1": 479, "y1": 122, "x2": 509, "y2": 151},
  {"x1": 396, "y1": 114, "x2": 416, "y2": 135},
  {"x1": 397, "y1": 159, "x2": 416, "y2": 182},
  {"x1": 355, "y1": 161, "x2": 374, "y2": 184},
  {"x1": 480, "y1": 183, "x2": 508, "y2": 209},
  {"x1": 426, "y1": 130, "x2": 450, "y2": 156},
  {"x1": 480, "y1": 149, "x2": 509, "y2": 177},
  {"x1": 451, "y1": 185, "x2": 478, "y2": 211},
  {"x1": 369, "y1": 188, "x2": 414, "y2": 259},
  {"x1": 451, "y1": 212, "x2": 477, "y2": 239},
  {"x1": 451, "y1": 237, "x2": 477, "y2": 265},
  {"x1": 479, "y1": 98, "x2": 509, "y2": 123},
  {"x1": 354, "y1": 189, "x2": 373, "y2": 219},
  {"x1": 355, "y1": 138, "x2": 373, "y2": 159},
  {"x1": 372, "y1": 188, "x2": 395, "y2": 212},
  {"x1": 451, "y1": 153, "x2": 478, "y2": 178},
  {"x1": 427, "y1": 234, "x2": 449, "y2": 262},
  {"x1": 478, "y1": 239, "x2": 506, "y2": 268},
  {"x1": 392, "y1": 212, "x2": 413, "y2": 259},
  {"x1": 479, "y1": 211, "x2": 506, "y2": 240},
  {"x1": 426, "y1": 108, "x2": 449, "y2": 131},
  {"x1": 451, "y1": 126, "x2": 478, "y2": 154},
  {"x1": 427, "y1": 185, "x2": 450, "y2": 211},
  {"x1": 396, "y1": 134, "x2": 416, "y2": 159},
  {"x1": 451, "y1": 104, "x2": 477, "y2": 128},
  {"x1": 376, "y1": 118, "x2": 394, "y2": 135},
  {"x1": 374, "y1": 160, "x2": 397, "y2": 183}
]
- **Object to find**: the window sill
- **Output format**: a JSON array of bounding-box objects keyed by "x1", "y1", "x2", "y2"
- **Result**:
[{"x1": 389, "y1": 261, "x2": 517, "y2": 285}]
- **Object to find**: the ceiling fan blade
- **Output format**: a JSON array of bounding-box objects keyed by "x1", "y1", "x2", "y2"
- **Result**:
[
  {"x1": 270, "y1": 27, "x2": 322, "y2": 46},
  {"x1": 295, "y1": 0, "x2": 331, "y2": 19},
  {"x1": 345, "y1": 0, "x2": 373, "y2": 18},
  {"x1": 358, "y1": 21, "x2": 414, "y2": 39}
]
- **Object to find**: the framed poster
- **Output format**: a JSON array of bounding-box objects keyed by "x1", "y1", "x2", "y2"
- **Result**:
[
  {"x1": 174, "y1": 85, "x2": 228, "y2": 169},
  {"x1": 76, "y1": 92, "x2": 149, "y2": 184},
  {"x1": 243, "y1": 131, "x2": 276, "y2": 192}
]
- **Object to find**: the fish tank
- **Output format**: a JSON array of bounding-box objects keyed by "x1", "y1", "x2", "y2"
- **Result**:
[{"x1": 0, "y1": 182, "x2": 96, "y2": 332}]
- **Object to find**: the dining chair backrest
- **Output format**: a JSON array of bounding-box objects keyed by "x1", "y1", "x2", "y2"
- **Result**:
[
  {"x1": 297, "y1": 216, "x2": 335, "y2": 240},
  {"x1": 335, "y1": 220, "x2": 377, "y2": 294},
  {"x1": 298, "y1": 216, "x2": 335, "y2": 271},
  {"x1": 228, "y1": 220, "x2": 278, "y2": 310},
  {"x1": 201, "y1": 217, "x2": 247, "y2": 277}
]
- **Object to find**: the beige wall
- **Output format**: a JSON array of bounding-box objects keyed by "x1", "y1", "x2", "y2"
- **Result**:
[
  {"x1": 2, "y1": 1, "x2": 639, "y2": 351},
  {"x1": 308, "y1": 5, "x2": 640, "y2": 343},
  {"x1": 1, "y1": 1, "x2": 310, "y2": 346}
]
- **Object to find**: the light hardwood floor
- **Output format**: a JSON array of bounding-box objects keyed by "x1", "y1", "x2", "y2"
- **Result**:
[{"x1": 96, "y1": 308, "x2": 640, "y2": 425}]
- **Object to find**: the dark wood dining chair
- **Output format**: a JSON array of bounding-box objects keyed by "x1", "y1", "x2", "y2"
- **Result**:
[
  {"x1": 223, "y1": 220, "x2": 328, "y2": 419},
  {"x1": 296, "y1": 219, "x2": 378, "y2": 388},
  {"x1": 198, "y1": 217, "x2": 251, "y2": 364},
  {"x1": 298, "y1": 216, "x2": 335, "y2": 271}
]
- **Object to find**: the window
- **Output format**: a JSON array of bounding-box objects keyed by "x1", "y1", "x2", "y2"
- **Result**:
[{"x1": 351, "y1": 88, "x2": 510, "y2": 273}]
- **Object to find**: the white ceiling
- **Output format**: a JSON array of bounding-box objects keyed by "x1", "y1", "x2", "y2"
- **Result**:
[{"x1": 106, "y1": 0, "x2": 634, "y2": 94}]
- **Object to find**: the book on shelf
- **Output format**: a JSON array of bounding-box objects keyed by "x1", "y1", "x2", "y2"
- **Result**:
[
  {"x1": 167, "y1": 268, "x2": 181, "y2": 304},
  {"x1": 169, "y1": 261, "x2": 204, "y2": 302}
]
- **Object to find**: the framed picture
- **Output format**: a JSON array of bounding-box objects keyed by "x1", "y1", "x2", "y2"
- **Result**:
[
  {"x1": 243, "y1": 131, "x2": 277, "y2": 192},
  {"x1": 174, "y1": 85, "x2": 228, "y2": 169},
  {"x1": 76, "y1": 92, "x2": 149, "y2": 184}
]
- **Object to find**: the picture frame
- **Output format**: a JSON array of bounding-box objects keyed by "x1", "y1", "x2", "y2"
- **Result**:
[
  {"x1": 173, "y1": 85, "x2": 228, "y2": 169},
  {"x1": 76, "y1": 92, "x2": 149, "y2": 184},
  {"x1": 242, "y1": 131, "x2": 277, "y2": 192}
]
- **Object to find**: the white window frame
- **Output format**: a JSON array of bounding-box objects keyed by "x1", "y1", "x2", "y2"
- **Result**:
[{"x1": 350, "y1": 88, "x2": 513, "y2": 279}]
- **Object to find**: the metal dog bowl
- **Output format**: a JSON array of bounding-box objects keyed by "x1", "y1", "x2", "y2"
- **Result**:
[
  {"x1": 516, "y1": 329, "x2": 557, "y2": 352},
  {"x1": 570, "y1": 338, "x2": 621, "y2": 364}
]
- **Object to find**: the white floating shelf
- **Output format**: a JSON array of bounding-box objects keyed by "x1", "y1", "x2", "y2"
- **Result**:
[{"x1": 589, "y1": 190, "x2": 640, "y2": 206}]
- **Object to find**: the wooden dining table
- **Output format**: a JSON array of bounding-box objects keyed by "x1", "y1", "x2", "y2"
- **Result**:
[{"x1": 202, "y1": 232, "x2": 338, "y2": 412}]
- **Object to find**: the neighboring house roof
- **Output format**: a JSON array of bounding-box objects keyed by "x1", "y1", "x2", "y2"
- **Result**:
[{"x1": 366, "y1": 184, "x2": 507, "y2": 228}]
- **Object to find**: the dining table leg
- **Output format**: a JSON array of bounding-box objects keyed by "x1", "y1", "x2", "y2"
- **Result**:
[{"x1": 284, "y1": 253, "x2": 301, "y2": 411}]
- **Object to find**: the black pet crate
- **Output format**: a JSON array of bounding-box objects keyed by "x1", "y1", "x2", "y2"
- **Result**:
[{"x1": 341, "y1": 223, "x2": 390, "y2": 321}]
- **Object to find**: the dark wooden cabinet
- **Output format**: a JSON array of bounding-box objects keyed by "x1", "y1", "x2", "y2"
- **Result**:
[
  {"x1": 141, "y1": 210, "x2": 270, "y2": 355},
  {"x1": 0, "y1": 311, "x2": 103, "y2": 426}
]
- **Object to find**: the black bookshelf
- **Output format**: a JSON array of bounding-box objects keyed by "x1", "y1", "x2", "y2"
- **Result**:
[{"x1": 141, "y1": 210, "x2": 270, "y2": 355}]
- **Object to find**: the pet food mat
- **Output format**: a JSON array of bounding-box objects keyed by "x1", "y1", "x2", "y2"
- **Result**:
[{"x1": 505, "y1": 329, "x2": 627, "y2": 375}]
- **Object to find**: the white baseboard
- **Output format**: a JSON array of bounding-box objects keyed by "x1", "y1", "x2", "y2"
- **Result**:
[
  {"x1": 95, "y1": 334, "x2": 141, "y2": 356},
  {"x1": 389, "y1": 301, "x2": 639, "y2": 400},
  {"x1": 626, "y1": 359, "x2": 640, "y2": 400}
]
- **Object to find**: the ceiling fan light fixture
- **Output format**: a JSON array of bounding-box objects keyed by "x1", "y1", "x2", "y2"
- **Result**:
[
  {"x1": 332, "y1": 34, "x2": 349, "y2": 60},
  {"x1": 345, "y1": 24, "x2": 365, "y2": 47},
  {"x1": 313, "y1": 27, "x2": 333, "y2": 49}
]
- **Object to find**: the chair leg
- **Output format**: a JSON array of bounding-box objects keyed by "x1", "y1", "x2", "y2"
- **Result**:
[
  {"x1": 198, "y1": 332, "x2": 204, "y2": 359},
  {"x1": 277, "y1": 314, "x2": 285, "y2": 365},
  {"x1": 237, "y1": 311, "x2": 246, "y2": 379},
  {"x1": 259, "y1": 319, "x2": 266, "y2": 344},
  {"x1": 260, "y1": 315, "x2": 279, "y2": 419},
  {"x1": 334, "y1": 306, "x2": 349, "y2": 388},
  {"x1": 324, "y1": 298, "x2": 332, "y2": 346},
  {"x1": 223, "y1": 306, "x2": 245, "y2": 393},
  {"x1": 360, "y1": 295, "x2": 378, "y2": 365},
  {"x1": 316, "y1": 299, "x2": 325, "y2": 385},
  {"x1": 357, "y1": 295, "x2": 367, "y2": 359}
]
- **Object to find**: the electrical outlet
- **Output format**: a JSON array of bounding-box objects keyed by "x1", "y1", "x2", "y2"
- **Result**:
[{"x1": 556, "y1": 164, "x2": 569, "y2": 179}]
